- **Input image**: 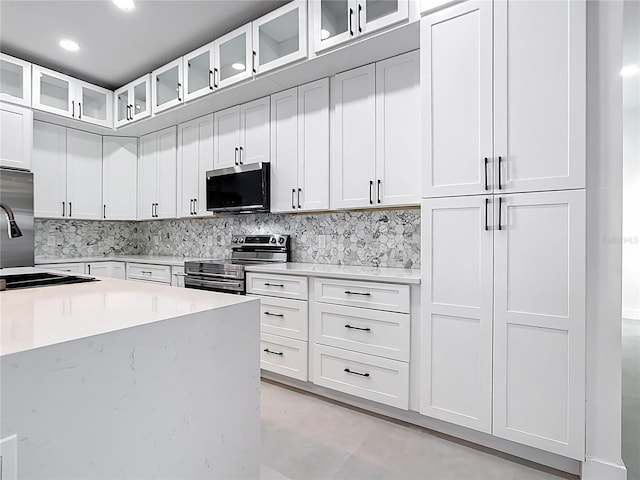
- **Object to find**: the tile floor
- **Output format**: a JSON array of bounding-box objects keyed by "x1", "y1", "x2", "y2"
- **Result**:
[
  {"x1": 260, "y1": 381, "x2": 577, "y2": 480},
  {"x1": 623, "y1": 318, "x2": 640, "y2": 480}
]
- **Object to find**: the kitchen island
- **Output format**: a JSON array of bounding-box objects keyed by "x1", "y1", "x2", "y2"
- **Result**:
[{"x1": 0, "y1": 268, "x2": 260, "y2": 479}]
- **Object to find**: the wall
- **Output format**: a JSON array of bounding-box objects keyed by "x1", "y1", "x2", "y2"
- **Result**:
[{"x1": 35, "y1": 208, "x2": 421, "y2": 269}]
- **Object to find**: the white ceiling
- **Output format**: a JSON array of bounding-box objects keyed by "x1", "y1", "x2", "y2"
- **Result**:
[{"x1": 0, "y1": 0, "x2": 288, "y2": 90}]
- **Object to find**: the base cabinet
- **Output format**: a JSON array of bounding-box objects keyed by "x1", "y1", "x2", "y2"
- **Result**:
[
  {"x1": 38, "y1": 262, "x2": 86, "y2": 274},
  {"x1": 86, "y1": 261, "x2": 126, "y2": 279}
]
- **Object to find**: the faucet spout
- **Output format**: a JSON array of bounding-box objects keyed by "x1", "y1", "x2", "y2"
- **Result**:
[{"x1": 0, "y1": 202, "x2": 23, "y2": 239}]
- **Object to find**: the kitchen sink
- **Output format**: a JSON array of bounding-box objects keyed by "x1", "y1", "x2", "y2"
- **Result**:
[{"x1": 0, "y1": 272, "x2": 98, "y2": 291}]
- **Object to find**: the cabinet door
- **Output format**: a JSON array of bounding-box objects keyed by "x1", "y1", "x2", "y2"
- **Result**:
[
  {"x1": 171, "y1": 266, "x2": 185, "y2": 287},
  {"x1": 213, "y1": 105, "x2": 241, "y2": 169},
  {"x1": 184, "y1": 43, "x2": 215, "y2": 102},
  {"x1": 152, "y1": 58, "x2": 184, "y2": 114},
  {"x1": 421, "y1": 1, "x2": 493, "y2": 198},
  {"x1": 420, "y1": 196, "x2": 493, "y2": 433},
  {"x1": 253, "y1": 0, "x2": 308, "y2": 75},
  {"x1": 215, "y1": 24, "x2": 253, "y2": 89},
  {"x1": 494, "y1": 0, "x2": 585, "y2": 193},
  {"x1": 32, "y1": 121, "x2": 67, "y2": 219},
  {"x1": 0, "y1": 102, "x2": 32, "y2": 170},
  {"x1": 32, "y1": 66, "x2": 74, "y2": 118},
  {"x1": 375, "y1": 51, "x2": 420, "y2": 207},
  {"x1": 298, "y1": 78, "x2": 330, "y2": 211},
  {"x1": 0, "y1": 53, "x2": 31, "y2": 106},
  {"x1": 103, "y1": 136, "x2": 137, "y2": 220},
  {"x1": 177, "y1": 115, "x2": 213, "y2": 217},
  {"x1": 240, "y1": 96, "x2": 270, "y2": 165},
  {"x1": 114, "y1": 85, "x2": 131, "y2": 128},
  {"x1": 312, "y1": 0, "x2": 355, "y2": 53},
  {"x1": 86, "y1": 262, "x2": 110, "y2": 277},
  {"x1": 358, "y1": 0, "x2": 410, "y2": 35},
  {"x1": 332, "y1": 64, "x2": 376, "y2": 209},
  {"x1": 493, "y1": 190, "x2": 585, "y2": 459},
  {"x1": 138, "y1": 133, "x2": 158, "y2": 220},
  {"x1": 131, "y1": 75, "x2": 152, "y2": 122},
  {"x1": 270, "y1": 88, "x2": 298, "y2": 213},
  {"x1": 66, "y1": 129, "x2": 102, "y2": 220},
  {"x1": 76, "y1": 81, "x2": 113, "y2": 128},
  {"x1": 155, "y1": 126, "x2": 177, "y2": 219},
  {"x1": 111, "y1": 262, "x2": 126, "y2": 279}
]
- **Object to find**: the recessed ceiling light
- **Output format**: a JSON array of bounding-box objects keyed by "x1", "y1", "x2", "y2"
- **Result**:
[
  {"x1": 621, "y1": 64, "x2": 639, "y2": 77},
  {"x1": 59, "y1": 39, "x2": 80, "y2": 52},
  {"x1": 321, "y1": 29, "x2": 331, "y2": 40},
  {"x1": 113, "y1": 0, "x2": 135, "y2": 11},
  {"x1": 232, "y1": 63, "x2": 245, "y2": 71}
]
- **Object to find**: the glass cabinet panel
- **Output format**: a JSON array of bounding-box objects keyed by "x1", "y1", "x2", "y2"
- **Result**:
[
  {"x1": 186, "y1": 50, "x2": 212, "y2": 97},
  {"x1": 321, "y1": 0, "x2": 350, "y2": 40},
  {"x1": 366, "y1": 0, "x2": 399, "y2": 23},
  {"x1": 360, "y1": 0, "x2": 408, "y2": 35},
  {"x1": 81, "y1": 86, "x2": 107, "y2": 121},
  {"x1": 39, "y1": 73, "x2": 70, "y2": 112},
  {"x1": 0, "y1": 54, "x2": 31, "y2": 106},
  {"x1": 153, "y1": 60, "x2": 183, "y2": 114},
  {"x1": 133, "y1": 80, "x2": 148, "y2": 118},
  {"x1": 117, "y1": 89, "x2": 129, "y2": 124},
  {"x1": 215, "y1": 24, "x2": 252, "y2": 89}
]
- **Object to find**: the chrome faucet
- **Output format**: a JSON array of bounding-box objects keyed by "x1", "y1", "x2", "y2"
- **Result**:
[{"x1": 0, "y1": 202, "x2": 23, "y2": 238}]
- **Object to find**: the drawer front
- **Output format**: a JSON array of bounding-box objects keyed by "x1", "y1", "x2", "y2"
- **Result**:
[
  {"x1": 313, "y1": 303, "x2": 410, "y2": 361},
  {"x1": 247, "y1": 273, "x2": 308, "y2": 300},
  {"x1": 314, "y1": 278, "x2": 410, "y2": 313},
  {"x1": 126, "y1": 263, "x2": 171, "y2": 284},
  {"x1": 254, "y1": 295, "x2": 308, "y2": 341},
  {"x1": 39, "y1": 262, "x2": 86, "y2": 274},
  {"x1": 260, "y1": 333, "x2": 308, "y2": 381},
  {"x1": 312, "y1": 344, "x2": 409, "y2": 409}
]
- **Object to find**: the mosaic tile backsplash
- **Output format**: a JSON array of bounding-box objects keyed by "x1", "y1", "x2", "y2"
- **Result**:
[{"x1": 35, "y1": 208, "x2": 421, "y2": 268}]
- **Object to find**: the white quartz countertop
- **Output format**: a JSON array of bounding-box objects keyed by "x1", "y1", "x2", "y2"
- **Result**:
[
  {"x1": 244, "y1": 262, "x2": 421, "y2": 284},
  {"x1": 0, "y1": 267, "x2": 256, "y2": 357},
  {"x1": 35, "y1": 255, "x2": 207, "y2": 267}
]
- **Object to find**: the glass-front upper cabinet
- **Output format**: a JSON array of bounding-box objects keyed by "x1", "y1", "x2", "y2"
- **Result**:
[
  {"x1": 0, "y1": 53, "x2": 31, "y2": 107},
  {"x1": 32, "y1": 66, "x2": 74, "y2": 118},
  {"x1": 152, "y1": 58, "x2": 184, "y2": 114},
  {"x1": 252, "y1": 0, "x2": 307, "y2": 75},
  {"x1": 311, "y1": 0, "x2": 409, "y2": 54},
  {"x1": 215, "y1": 24, "x2": 253, "y2": 90},
  {"x1": 184, "y1": 42, "x2": 215, "y2": 102},
  {"x1": 114, "y1": 74, "x2": 151, "y2": 128},
  {"x1": 76, "y1": 81, "x2": 113, "y2": 128}
]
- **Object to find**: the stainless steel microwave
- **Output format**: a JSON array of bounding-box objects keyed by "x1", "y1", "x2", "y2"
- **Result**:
[{"x1": 206, "y1": 163, "x2": 270, "y2": 214}]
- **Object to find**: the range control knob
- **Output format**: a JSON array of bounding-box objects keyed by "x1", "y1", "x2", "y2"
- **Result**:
[
  {"x1": 238, "y1": 237, "x2": 244, "y2": 243},
  {"x1": 278, "y1": 237, "x2": 285, "y2": 244},
  {"x1": 232, "y1": 237, "x2": 238, "y2": 243},
  {"x1": 270, "y1": 238, "x2": 277, "y2": 244}
]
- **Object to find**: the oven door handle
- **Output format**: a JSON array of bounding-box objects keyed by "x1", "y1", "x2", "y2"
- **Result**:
[
  {"x1": 185, "y1": 278, "x2": 243, "y2": 289},
  {"x1": 185, "y1": 270, "x2": 240, "y2": 279}
]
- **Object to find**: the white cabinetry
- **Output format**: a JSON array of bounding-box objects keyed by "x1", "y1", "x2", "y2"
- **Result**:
[
  {"x1": 152, "y1": 58, "x2": 184, "y2": 114},
  {"x1": 184, "y1": 42, "x2": 216, "y2": 103},
  {"x1": 215, "y1": 24, "x2": 253, "y2": 89},
  {"x1": 38, "y1": 262, "x2": 85, "y2": 274},
  {"x1": 0, "y1": 102, "x2": 32, "y2": 170},
  {"x1": 312, "y1": 0, "x2": 410, "y2": 54},
  {"x1": 213, "y1": 97, "x2": 269, "y2": 169},
  {"x1": 32, "y1": 121, "x2": 102, "y2": 220},
  {"x1": 422, "y1": 0, "x2": 585, "y2": 198},
  {"x1": 32, "y1": 66, "x2": 113, "y2": 128},
  {"x1": 247, "y1": 272, "x2": 310, "y2": 381},
  {"x1": 252, "y1": 0, "x2": 307, "y2": 75},
  {"x1": 126, "y1": 263, "x2": 172, "y2": 284},
  {"x1": 171, "y1": 266, "x2": 186, "y2": 287},
  {"x1": 114, "y1": 74, "x2": 151, "y2": 128},
  {"x1": 102, "y1": 136, "x2": 137, "y2": 220},
  {"x1": 138, "y1": 126, "x2": 177, "y2": 220},
  {"x1": 86, "y1": 261, "x2": 126, "y2": 279},
  {"x1": 0, "y1": 53, "x2": 31, "y2": 106},
  {"x1": 271, "y1": 78, "x2": 329, "y2": 213},
  {"x1": 332, "y1": 50, "x2": 419, "y2": 209},
  {"x1": 177, "y1": 114, "x2": 213, "y2": 217}
]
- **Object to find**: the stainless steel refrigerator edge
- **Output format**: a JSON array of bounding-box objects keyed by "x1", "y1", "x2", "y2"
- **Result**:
[{"x1": 0, "y1": 167, "x2": 34, "y2": 268}]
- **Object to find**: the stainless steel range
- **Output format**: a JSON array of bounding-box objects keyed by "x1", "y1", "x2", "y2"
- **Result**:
[{"x1": 184, "y1": 234, "x2": 290, "y2": 294}]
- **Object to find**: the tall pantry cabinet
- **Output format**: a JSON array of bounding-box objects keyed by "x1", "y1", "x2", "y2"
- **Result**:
[{"x1": 420, "y1": 0, "x2": 586, "y2": 460}]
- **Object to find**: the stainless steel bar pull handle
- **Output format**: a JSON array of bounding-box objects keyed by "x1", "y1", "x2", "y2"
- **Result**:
[
  {"x1": 498, "y1": 197, "x2": 503, "y2": 231},
  {"x1": 377, "y1": 179, "x2": 381, "y2": 204},
  {"x1": 484, "y1": 198, "x2": 489, "y2": 231},
  {"x1": 498, "y1": 156, "x2": 503, "y2": 189},
  {"x1": 297, "y1": 188, "x2": 302, "y2": 209},
  {"x1": 349, "y1": 8, "x2": 354, "y2": 36},
  {"x1": 252, "y1": 51, "x2": 257, "y2": 74},
  {"x1": 68, "y1": 202, "x2": 72, "y2": 217},
  {"x1": 357, "y1": 3, "x2": 363, "y2": 33},
  {"x1": 264, "y1": 283, "x2": 284, "y2": 287},
  {"x1": 369, "y1": 180, "x2": 373, "y2": 205},
  {"x1": 484, "y1": 157, "x2": 489, "y2": 190},
  {"x1": 209, "y1": 69, "x2": 214, "y2": 90},
  {"x1": 239, "y1": 146, "x2": 243, "y2": 164},
  {"x1": 72, "y1": 100, "x2": 75, "y2": 117},
  {"x1": 177, "y1": 82, "x2": 182, "y2": 102},
  {"x1": 78, "y1": 102, "x2": 82, "y2": 119},
  {"x1": 264, "y1": 348, "x2": 284, "y2": 356},
  {"x1": 194, "y1": 198, "x2": 197, "y2": 214},
  {"x1": 344, "y1": 291, "x2": 371, "y2": 296},
  {"x1": 292, "y1": 189, "x2": 296, "y2": 209},
  {"x1": 62, "y1": 202, "x2": 65, "y2": 217},
  {"x1": 344, "y1": 368, "x2": 369, "y2": 377},
  {"x1": 213, "y1": 67, "x2": 219, "y2": 88},
  {"x1": 264, "y1": 312, "x2": 285, "y2": 317},
  {"x1": 103, "y1": 204, "x2": 106, "y2": 219},
  {"x1": 345, "y1": 324, "x2": 371, "y2": 332}
]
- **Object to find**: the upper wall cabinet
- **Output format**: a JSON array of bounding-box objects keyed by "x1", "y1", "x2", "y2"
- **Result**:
[
  {"x1": 215, "y1": 24, "x2": 253, "y2": 89},
  {"x1": 32, "y1": 66, "x2": 113, "y2": 128},
  {"x1": 138, "y1": 126, "x2": 177, "y2": 220},
  {"x1": 421, "y1": 0, "x2": 585, "y2": 198},
  {"x1": 103, "y1": 136, "x2": 138, "y2": 220},
  {"x1": 312, "y1": 0, "x2": 410, "y2": 54},
  {"x1": 114, "y1": 74, "x2": 151, "y2": 128},
  {"x1": 184, "y1": 42, "x2": 216, "y2": 103},
  {"x1": 0, "y1": 53, "x2": 31, "y2": 107},
  {"x1": 253, "y1": 0, "x2": 308, "y2": 75},
  {"x1": 152, "y1": 58, "x2": 184, "y2": 115},
  {"x1": 0, "y1": 102, "x2": 32, "y2": 170}
]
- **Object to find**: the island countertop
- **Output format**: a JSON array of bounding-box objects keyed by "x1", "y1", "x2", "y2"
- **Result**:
[{"x1": 0, "y1": 267, "x2": 256, "y2": 357}]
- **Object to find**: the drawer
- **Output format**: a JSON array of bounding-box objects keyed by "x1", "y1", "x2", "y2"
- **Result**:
[
  {"x1": 126, "y1": 263, "x2": 171, "y2": 284},
  {"x1": 252, "y1": 295, "x2": 308, "y2": 341},
  {"x1": 314, "y1": 278, "x2": 410, "y2": 313},
  {"x1": 38, "y1": 262, "x2": 85, "y2": 274},
  {"x1": 313, "y1": 303, "x2": 410, "y2": 361},
  {"x1": 247, "y1": 273, "x2": 308, "y2": 300},
  {"x1": 312, "y1": 344, "x2": 409, "y2": 409},
  {"x1": 260, "y1": 333, "x2": 308, "y2": 381}
]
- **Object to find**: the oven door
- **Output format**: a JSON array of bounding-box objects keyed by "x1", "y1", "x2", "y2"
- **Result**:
[
  {"x1": 184, "y1": 275, "x2": 245, "y2": 294},
  {"x1": 206, "y1": 163, "x2": 270, "y2": 213}
]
